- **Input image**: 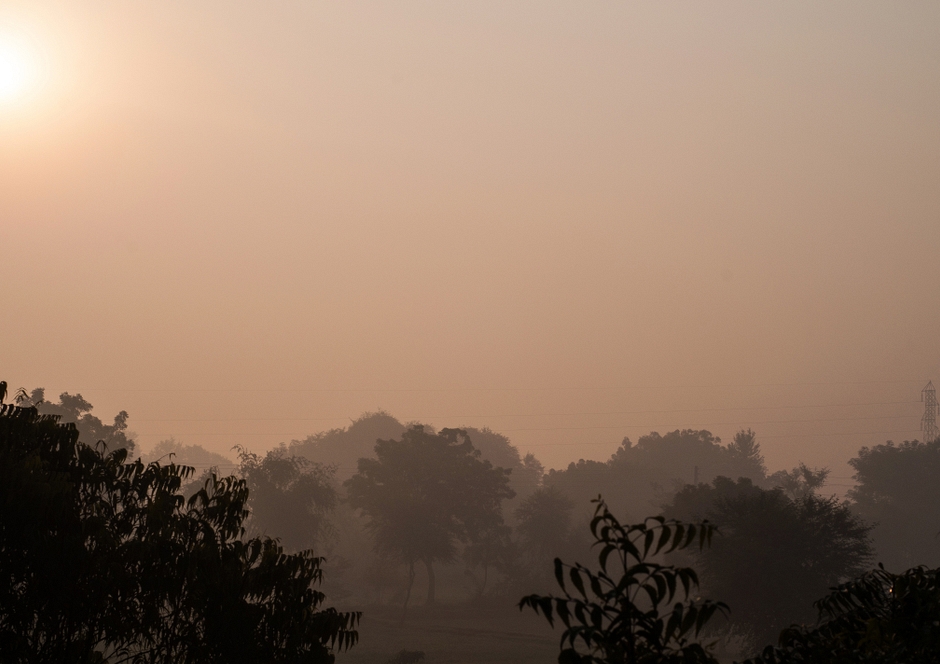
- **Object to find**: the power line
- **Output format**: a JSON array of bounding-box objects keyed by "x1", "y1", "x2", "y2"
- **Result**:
[
  {"x1": 132, "y1": 428, "x2": 922, "y2": 441},
  {"x1": 128, "y1": 400, "x2": 920, "y2": 423},
  {"x1": 79, "y1": 379, "x2": 924, "y2": 393}
]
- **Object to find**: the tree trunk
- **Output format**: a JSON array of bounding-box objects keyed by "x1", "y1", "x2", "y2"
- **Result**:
[
  {"x1": 424, "y1": 558, "x2": 436, "y2": 605},
  {"x1": 401, "y1": 559, "x2": 416, "y2": 622}
]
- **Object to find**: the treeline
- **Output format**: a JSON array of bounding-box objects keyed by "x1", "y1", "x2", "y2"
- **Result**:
[{"x1": 9, "y1": 386, "x2": 940, "y2": 659}]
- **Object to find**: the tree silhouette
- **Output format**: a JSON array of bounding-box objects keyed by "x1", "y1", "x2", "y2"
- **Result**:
[
  {"x1": 665, "y1": 477, "x2": 873, "y2": 651},
  {"x1": 744, "y1": 564, "x2": 940, "y2": 663},
  {"x1": 0, "y1": 399, "x2": 357, "y2": 663},
  {"x1": 25, "y1": 386, "x2": 136, "y2": 454},
  {"x1": 345, "y1": 425, "x2": 514, "y2": 610},
  {"x1": 849, "y1": 438, "x2": 940, "y2": 570},
  {"x1": 520, "y1": 497, "x2": 727, "y2": 664},
  {"x1": 237, "y1": 445, "x2": 337, "y2": 553}
]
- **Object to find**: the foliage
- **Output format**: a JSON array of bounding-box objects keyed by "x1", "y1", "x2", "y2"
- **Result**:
[
  {"x1": 462, "y1": 521, "x2": 515, "y2": 596},
  {"x1": 0, "y1": 400, "x2": 358, "y2": 664},
  {"x1": 289, "y1": 411, "x2": 406, "y2": 483},
  {"x1": 520, "y1": 497, "x2": 728, "y2": 664},
  {"x1": 146, "y1": 437, "x2": 234, "y2": 470},
  {"x1": 22, "y1": 386, "x2": 136, "y2": 453},
  {"x1": 516, "y1": 486, "x2": 577, "y2": 563},
  {"x1": 458, "y1": 427, "x2": 544, "y2": 502},
  {"x1": 766, "y1": 463, "x2": 829, "y2": 500},
  {"x1": 665, "y1": 477, "x2": 873, "y2": 650},
  {"x1": 511, "y1": 486, "x2": 585, "y2": 593},
  {"x1": 743, "y1": 564, "x2": 940, "y2": 663},
  {"x1": 237, "y1": 445, "x2": 338, "y2": 552},
  {"x1": 345, "y1": 425, "x2": 515, "y2": 606},
  {"x1": 849, "y1": 438, "x2": 940, "y2": 570},
  {"x1": 610, "y1": 429, "x2": 767, "y2": 489},
  {"x1": 548, "y1": 429, "x2": 767, "y2": 526}
]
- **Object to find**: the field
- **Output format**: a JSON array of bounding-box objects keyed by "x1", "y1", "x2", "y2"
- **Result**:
[{"x1": 336, "y1": 601, "x2": 559, "y2": 664}]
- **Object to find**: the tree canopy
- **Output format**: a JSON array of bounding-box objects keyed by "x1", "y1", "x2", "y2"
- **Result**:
[
  {"x1": 745, "y1": 564, "x2": 940, "y2": 664},
  {"x1": 665, "y1": 476, "x2": 873, "y2": 651},
  {"x1": 0, "y1": 399, "x2": 357, "y2": 664},
  {"x1": 849, "y1": 438, "x2": 940, "y2": 571},
  {"x1": 344, "y1": 425, "x2": 514, "y2": 607},
  {"x1": 23, "y1": 387, "x2": 136, "y2": 453},
  {"x1": 520, "y1": 497, "x2": 728, "y2": 664},
  {"x1": 237, "y1": 445, "x2": 337, "y2": 553}
]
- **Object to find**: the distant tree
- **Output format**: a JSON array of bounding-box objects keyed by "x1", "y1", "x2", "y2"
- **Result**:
[
  {"x1": 458, "y1": 427, "x2": 544, "y2": 504},
  {"x1": 744, "y1": 564, "x2": 940, "y2": 664},
  {"x1": 520, "y1": 497, "x2": 727, "y2": 664},
  {"x1": 766, "y1": 462, "x2": 829, "y2": 500},
  {"x1": 849, "y1": 438, "x2": 940, "y2": 570},
  {"x1": 290, "y1": 411, "x2": 406, "y2": 482},
  {"x1": 237, "y1": 445, "x2": 338, "y2": 553},
  {"x1": 22, "y1": 386, "x2": 136, "y2": 453},
  {"x1": 462, "y1": 521, "x2": 514, "y2": 596},
  {"x1": 146, "y1": 437, "x2": 235, "y2": 469},
  {"x1": 548, "y1": 429, "x2": 768, "y2": 526},
  {"x1": 726, "y1": 428, "x2": 767, "y2": 478},
  {"x1": 344, "y1": 425, "x2": 514, "y2": 609},
  {"x1": 0, "y1": 399, "x2": 358, "y2": 664},
  {"x1": 665, "y1": 477, "x2": 873, "y2": 651},
  {"x1": 610, "y1": 429, "x2": 767, "y2": 488},
  {"x1": 513, "y1": 486, "x2": 581, "y2": 591}
]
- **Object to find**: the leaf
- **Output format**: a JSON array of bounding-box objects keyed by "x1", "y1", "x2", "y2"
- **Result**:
[{"x1": 570, "y1": 568, "x2": 587, "y2": 598}]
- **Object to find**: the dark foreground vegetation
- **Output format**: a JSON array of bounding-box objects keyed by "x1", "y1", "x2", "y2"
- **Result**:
[
  {"x1": 3, "y1": 381, "x2": 940, "y2": 663},
  {"x1": 0, "y1": 394, "x2": 358, "y2": 663}
]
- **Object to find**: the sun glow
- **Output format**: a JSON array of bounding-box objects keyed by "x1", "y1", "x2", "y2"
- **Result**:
[{"x1": 0, "y1": 35, "x2": 36, "y2": 103}]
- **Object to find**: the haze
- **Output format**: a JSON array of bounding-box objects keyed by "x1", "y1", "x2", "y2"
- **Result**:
[{"x1": 2, "y1": 1, "x2": 939, "y2": 482}]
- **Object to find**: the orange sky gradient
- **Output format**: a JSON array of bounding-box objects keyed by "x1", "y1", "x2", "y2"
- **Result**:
[{"x1": 2, "y1": 2, "x2": 939, "y2": 488}]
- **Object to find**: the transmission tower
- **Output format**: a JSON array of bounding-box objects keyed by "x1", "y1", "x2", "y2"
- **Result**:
[{"x1": 922, "y1": 381, "x2": 938, "y2": 443}]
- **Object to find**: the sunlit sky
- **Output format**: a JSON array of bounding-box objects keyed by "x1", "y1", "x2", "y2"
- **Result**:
[{"x1": 2, "y1": 2, "x2": 939, "y2": 484}]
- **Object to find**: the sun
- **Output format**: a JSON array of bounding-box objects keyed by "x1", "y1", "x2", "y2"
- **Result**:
[{"x1": 0, "y1": 35, "x2": 35, "y2": 103}]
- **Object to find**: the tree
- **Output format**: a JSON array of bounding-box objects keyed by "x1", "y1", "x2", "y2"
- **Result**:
[
  {"x1": 848, "y1": 438, "x2": 940, "y2": 570},
  {"x1": 610, "y1": 429, "x2": 767, "y2": 490},
  {"x1": 513, "y1": 486, "x2": 581, "y2": 591},
  {"x1": 665, "y1": 477, "x2": 873, "y2": 651},
  {"x1": 145, "y1": 437, "x2": 234, "y2": 469},
  {"x1": 237, "y1": 445, "x2": 337, "y2": 553},
  {"x1": 744, "y1": 564, "x2": 940, "y2": 663},
  {"x1": 458, "y1": 427, "x2": 545, "y2": 504},
  {"x1": 0, "y1": 399, "x2": 358, "y2": 663},
  {"x1": 344, "y1": 425, "x2": 515, "y2": 609},
  {"x1": 23, "y1": 386, "x2": 136, "y2": 453},
  {"x1": 290, "y1": 411, "x2": 406, "y2": 483},
  {"x1": 766, "y1": 463, "x2": 829, "y2": 500},
  {"x1": 520, "y1": 497, "x2": 728, "y2": 664},
  {"x1": 547, "y1": 429, "x2": 768, "y2": 527}
]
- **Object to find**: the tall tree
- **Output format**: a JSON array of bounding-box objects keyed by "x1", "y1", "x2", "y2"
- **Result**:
[
  {"x1": 237, "y1": 445, "x2": 337, "y2": 553},
  {"x1": 513, "y1": 486, "x2": 581, "y2": 591},
  {"x1": 849, "y1": 438, "x2": 940, "y2": 570},
  {"x1": 665, "y1": 476, "x2": 873, "y2": 651},
  {"x1": 0, "y1": 399, "x2": 358, "y2": 663},
  {"x1": 344, "y1": 425, "x2": 514, "y2": 608},
  {"x1": 289, "y1": 411, "x2": 406, "y2": 483},
  {"x1": 24, "y1": 387, "x2": 136, "y2": 454}
]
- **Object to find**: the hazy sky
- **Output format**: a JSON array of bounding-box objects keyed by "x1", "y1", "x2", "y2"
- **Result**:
[{"x1": 2, "y1": 2, "x2": 939, "y2": 484}]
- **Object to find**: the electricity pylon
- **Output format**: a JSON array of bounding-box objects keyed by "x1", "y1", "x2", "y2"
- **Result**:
[{"x1": 922, "y1": 381, "x2": 938, "y2": 443}]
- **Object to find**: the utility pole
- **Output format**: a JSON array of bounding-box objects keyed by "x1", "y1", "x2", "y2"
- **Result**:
[{"x1": 923, "y1": 381, "x2": 938, "y2": 443}]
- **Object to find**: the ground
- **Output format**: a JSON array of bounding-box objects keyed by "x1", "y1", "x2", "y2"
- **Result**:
[{"x1": 336, "y1": 601, "x2": 559, "y2": 664}]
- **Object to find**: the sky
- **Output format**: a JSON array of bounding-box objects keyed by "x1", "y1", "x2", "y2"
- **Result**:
[{"x1": 1, "y1": 2, "x2": 939, "y2": 485}]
